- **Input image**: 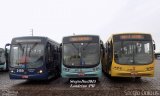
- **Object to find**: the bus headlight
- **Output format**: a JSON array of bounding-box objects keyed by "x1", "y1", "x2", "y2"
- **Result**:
[
  {"x1": 38, "y1": 70, "x2": 43, "y2": 74},
  {"x1": 93, "y1": 67, "x2": 100, "y2": 71},
  {"x1": 39, "y1": 70, "x2": 43, "y2": 73},
  {"x1": 10, "y1": 70, "x2": 14, "y2": 73},
  {"x1": 9, "y1": 68, "x2": 15, "y2": 73},
  {"x1": 63, "y1": 68, "x2": 70, "y2": 72}
]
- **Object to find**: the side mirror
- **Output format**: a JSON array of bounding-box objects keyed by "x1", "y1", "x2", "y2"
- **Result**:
[
  {"x1": 153, "y1": 40, "x2": 156, "y2": 50},
  {"x1": 60, "y1": 43, "x2": 62, "y2": 47},
  {"x1": 153, "y1": 44, "x2": 156, "y2": 50},
  {"x1": 5, "y1": 43, "x2": 11, "y2": 57}
]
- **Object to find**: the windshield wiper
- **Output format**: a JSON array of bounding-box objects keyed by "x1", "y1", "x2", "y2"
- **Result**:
[
  {"x1": 17, "y1": 43, "x2": 25, "y2": 55},
  {"x1": 82, "y1": 42, "x2": 91, "y2": 51},
  {"x1": 71, "y1": 43, "x2": 79, "y2": 51},
  {"x1": 28, "y1": 43, "x2": 38, "y2": 57}
]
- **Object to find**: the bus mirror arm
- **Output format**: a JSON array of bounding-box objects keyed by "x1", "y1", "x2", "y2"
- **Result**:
[
  {"x1": 5, "y1": 43, "x2": 11, "y2": 55},
  {"x1": 5, "y1": 43, "x2": 11, "y2": 51},
  {"x1": 5, "y1": 43, "x2": 11, "y2": 47},
  {"x1": 153, "y1": 40, "x2": 156, "y2": 50},
  {"x1": 4, "y1": 43, "x2": 11, "y2": 71},
  {"x1": 60, "y1": 43, "x2": 62, "y2": 47}
]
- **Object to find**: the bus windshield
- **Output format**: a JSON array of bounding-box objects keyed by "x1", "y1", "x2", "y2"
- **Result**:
[
  {"x1": 63, "y1": 43, "x2": 99, "y2": 67},
  {"x1": 10, "y1": 43, "x2": 44, "y2": 68},
  {"x1": 114, "y1": 41, "x2": 153, "y2": 64}
]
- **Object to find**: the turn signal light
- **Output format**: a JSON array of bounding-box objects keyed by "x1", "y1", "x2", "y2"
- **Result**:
[
  {"x1": 63, "y1": 68, "x2": 70, "y2": 72},
  {"x1": 146, "y1": 67, "x2": 154, "y2": 71}
]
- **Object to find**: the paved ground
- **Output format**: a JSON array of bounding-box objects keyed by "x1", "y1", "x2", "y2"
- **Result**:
[{"x1": 0, "y1": 60, "x2": 160, "y2": 96}]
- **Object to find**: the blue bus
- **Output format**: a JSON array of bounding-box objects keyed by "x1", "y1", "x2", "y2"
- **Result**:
[
  {"x1": 5, "y1": 36, "x2": 61, "y2": 80},
  {"x1": 0, "y1": 48, "x2": 7, "y2": 71},
  {"x1": 61, "y1": 35, "x2": 103, "y2": 79}
]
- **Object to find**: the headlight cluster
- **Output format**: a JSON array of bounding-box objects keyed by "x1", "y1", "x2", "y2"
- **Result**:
[
  {"x1": 10, "y1": 70, "x2": 14, "y2": 73},
  {"x1": 146, "y1": 67, "x2": 154, "y2": 71},
  {"x1": 93, "y1": 67, "x2": 100, "y2": 71},
  {"x1": 63, "y1": 68, "x2": 70, "y2": 72},
  {"x1": 37, "y1": 70, "x2": 43, "y2": 74}
]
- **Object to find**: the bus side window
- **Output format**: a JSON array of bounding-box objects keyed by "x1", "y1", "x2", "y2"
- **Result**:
[
  {"x1": 0, "y1": 51, "x2": 5, "y2": 64},
  {"x1": 46, "y1": 43, "x2": 52, "y2": 69},
  {"x1": 51, "y1": 45, "x2": 57, "y2": 67},
  {"x1": 108, "y1": 41, "x2": 113, "y2": 64},
  {"x1": 100, "y1": 40, "x2": 105, "y2": 57}
]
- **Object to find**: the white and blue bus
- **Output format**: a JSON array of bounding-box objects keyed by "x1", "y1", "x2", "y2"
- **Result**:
[
  {"x1": 61, "y1": 35, "x2": 103, "y2": 79},
  {"x1": 5, "y1": 36, "x2": 61, "y2": 80}
]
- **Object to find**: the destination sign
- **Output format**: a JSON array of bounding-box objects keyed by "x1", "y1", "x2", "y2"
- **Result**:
[
  {"x1": 120, "y1": 35, "x2": 144, "y2": 39},
  {"x1": 69, "y1": 37, "x2": 92, "y2": 42},
  {"x1": 63, "y1": 35, "x2": 99, "y2": 43},
  {"x1": 113, "y1": 34, "x2": 152, "y2": 42}
]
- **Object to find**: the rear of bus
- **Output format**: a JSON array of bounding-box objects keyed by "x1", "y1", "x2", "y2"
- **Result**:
[
  {"x1": 7, "y1": 37, "x2": 49, "y2": 80},
  {"x1": 111, "y1": 33, "x2": 155, "y2": 78},
  {"x1": 61, "y1": 35, "x2": 102, "y2": 79}
]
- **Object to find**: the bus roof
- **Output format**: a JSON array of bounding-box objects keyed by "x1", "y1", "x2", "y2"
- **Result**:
[
  {"x1": 11, "y1": 36, "x2": 59, "y2": 44},
  {"x1": 63, "y1": 35, "x2": 100, "y2": 38},
  {"x1": 112, "y1": 32, "x2": 151, "y2": 36},
  {"x1": 12, "y1": 36, "x2": 48, "y2": 40},
  {"x1": 106, "y1": 32, "x2": 152, "y2": 42}
]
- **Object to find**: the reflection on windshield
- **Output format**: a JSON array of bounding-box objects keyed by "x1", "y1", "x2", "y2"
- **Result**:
[
  {"x1": 63, "y1": 43, "x2": 99, "y2": 67},
  {"x1": 10, "y1": 43, "x2": 44, "y2": 68},
  {"x1": 114, "y1": 41, "x2": 153, "y2": 64}
]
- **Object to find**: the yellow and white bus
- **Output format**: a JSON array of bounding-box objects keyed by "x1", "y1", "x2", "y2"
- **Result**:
[{"x1": 102, "y1": 33, "x2": 156, "y2": 79}]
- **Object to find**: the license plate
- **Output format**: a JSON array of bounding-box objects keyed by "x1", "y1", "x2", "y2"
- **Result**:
[
  {"x1": 22, "y1": 75, "x2": 28, "y2": 79},
  {"x1": 78, "y1": 73, "x2": 85, "y2": 76},
  {"x1": 131, "y1": 72, "x2": 138, "y2": 76}
]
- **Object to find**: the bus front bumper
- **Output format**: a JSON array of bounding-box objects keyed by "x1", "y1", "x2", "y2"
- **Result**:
[
  {"x1": 61, "y1": 71, "x2": 102, "y2": 79},
  {"x1": 9, "y1": 73, "x2": 49, "y2": 80},
  {"x1": 111, "y1": 70, "x2": 154, "y2": 77}
]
